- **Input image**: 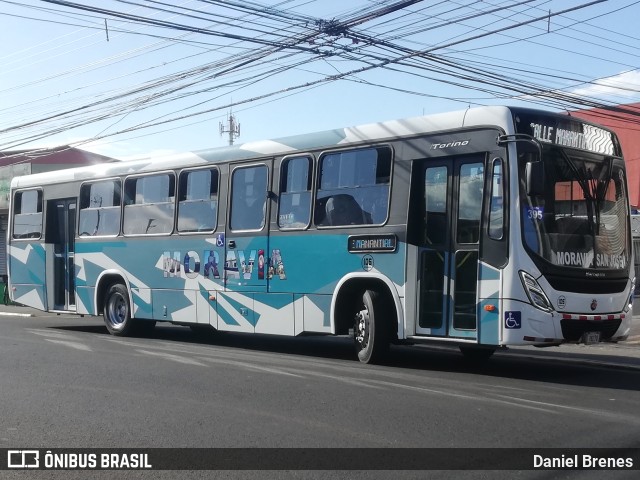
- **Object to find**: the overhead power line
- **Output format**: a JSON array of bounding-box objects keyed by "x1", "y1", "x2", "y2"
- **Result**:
[{"x1": 1, "y1": 0, "x2": 639, "y2": 156}]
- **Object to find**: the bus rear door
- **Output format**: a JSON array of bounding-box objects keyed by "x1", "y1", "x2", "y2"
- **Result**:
[
  {"x1": 46, "y1": 197, "x2": 77, "y2": 311},
  {"x1": 220, "y1": 160, "x2": 272, "y2": 332}
]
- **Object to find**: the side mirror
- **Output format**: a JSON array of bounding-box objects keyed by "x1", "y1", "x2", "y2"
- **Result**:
[{"x1": 525, "y1": 161, "x2": 545, "y2": 197}]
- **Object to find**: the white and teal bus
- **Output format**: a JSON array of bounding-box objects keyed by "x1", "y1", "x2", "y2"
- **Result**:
[{"x1": 7, "y1": 106, "x2": 634, "y2": 363}]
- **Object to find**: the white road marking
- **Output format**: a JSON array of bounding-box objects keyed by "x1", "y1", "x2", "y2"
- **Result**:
[
  {"x1": 196, "y1": 356, "x2": 303, "y2": 378},
  {"x1": 45, "y1": 339, "x2": 92, "y2": 352},
  {"x1": 27, "y1": 328, "x2": 78, "y2": 340},
  {"x1": 136, "y1": 349, "x2": 207, "y2": 366}
]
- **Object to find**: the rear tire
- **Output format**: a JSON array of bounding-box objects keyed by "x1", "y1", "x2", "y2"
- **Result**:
[
  {"x1": 354, "y1": 290, "x2": 389, "y2": 364},
  {"x1": 103, "y1": 283, "x2": 136, "y2": 336}
]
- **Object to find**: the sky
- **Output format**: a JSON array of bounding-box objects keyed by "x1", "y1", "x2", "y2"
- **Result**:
[{"x1": 1, "y1": 0, "x2": 640, "y2": 160}]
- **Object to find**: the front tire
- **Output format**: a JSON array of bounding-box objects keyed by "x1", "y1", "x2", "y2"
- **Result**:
[
  {"x1": 354, "y1": 290, "x2": 389, "y2": 364},
  {"x1": 103, "y1": 283, "x2": 135, "y2": 336}
]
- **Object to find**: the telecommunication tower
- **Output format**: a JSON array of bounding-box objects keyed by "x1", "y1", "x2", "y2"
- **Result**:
[{"x1": 220, "y1": 112, "x2": 241, "y2": 146}]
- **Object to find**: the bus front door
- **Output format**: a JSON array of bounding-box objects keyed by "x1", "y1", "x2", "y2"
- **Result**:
[
  {"x1": 47, "y1": 198, "x2": 76, "y2": 311},
  {"x1": 414, "y1": 156, "x2": 485, "y2": 339}
]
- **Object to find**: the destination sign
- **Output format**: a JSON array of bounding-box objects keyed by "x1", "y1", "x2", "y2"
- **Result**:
[
  {"x1": 348, "y1": 234, "x2": 397, "y2": 253},
  {"x1": 513, "y1": 111, "x2": 619, "y2": 156}
]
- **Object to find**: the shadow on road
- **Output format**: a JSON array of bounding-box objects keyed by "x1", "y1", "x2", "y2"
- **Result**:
[{"x1": 52, "y1": 321, "x2": 640, "y2": 392}]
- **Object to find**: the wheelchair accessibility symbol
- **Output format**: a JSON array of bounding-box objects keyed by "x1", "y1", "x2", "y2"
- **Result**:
[{"x1": 505, "y1": 311, "x2": 521, "y2": 329}]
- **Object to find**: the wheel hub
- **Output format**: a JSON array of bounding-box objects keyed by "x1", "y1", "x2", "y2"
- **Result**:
[
  {"x1": 355, "y1": 309, "x2": 369, "y2": 345},
  {"x1": 108, "y1": 296, "x2": 126, "y2": 326}
]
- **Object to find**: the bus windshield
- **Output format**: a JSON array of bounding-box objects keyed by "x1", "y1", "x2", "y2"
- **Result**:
[{"x1": 520, "y1": 147, "x2": 629, "y2": 271}]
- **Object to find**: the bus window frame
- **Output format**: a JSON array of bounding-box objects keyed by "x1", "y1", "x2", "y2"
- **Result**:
[
  {"x1": 277, "y1": 154, "x2": 314, "y2": 231},
  {"x1": 77, "y1": 177, "x2": 123, "y2": 238},
  {"x1": 122, "y1": 170, "x2": 177, "y2": 237},
  {"x1": 176, "y1": 166, "x2": 220, "y2": 235},
  {"x1": 11, "y1": 187, "x2": 44, "y2": 241},
  {"x1": 313, "y1": 144, "x2": 393, "y2": 229},
  {"x1": 487, "y1": 157, "x2": 505, "y2": 241}
]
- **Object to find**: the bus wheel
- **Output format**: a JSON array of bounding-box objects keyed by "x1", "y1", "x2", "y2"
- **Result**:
[
  {"x1": 104, "y1": 284, "x2": 135, "y2": 336},
  {"x1": 354, "y1": 290, "x2": 389, "y2": 364},
  {"x1": 459, "y1": 346, "x2": 496, "y2": 363}
]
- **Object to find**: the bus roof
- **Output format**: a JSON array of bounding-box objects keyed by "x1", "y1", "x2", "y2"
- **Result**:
[{"x1": 9, "y1": 105, "x2": 609, "y2": 190}]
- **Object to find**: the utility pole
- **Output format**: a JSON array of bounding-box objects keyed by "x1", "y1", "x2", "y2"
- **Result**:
[{"x1": 219, "y1": 111, "x2": 241, "y2": 146}]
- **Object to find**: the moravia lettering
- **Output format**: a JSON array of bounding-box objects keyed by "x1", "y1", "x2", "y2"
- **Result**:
[
  {"x1": 162, "y1": 248, "x2": 286, "y2": 281},
  {"x1": 554, "y1": 251, "x2": 626, "y2": 268},
  {"x1": 555, "y1": 251, "x2": 594, "y2": 267}
]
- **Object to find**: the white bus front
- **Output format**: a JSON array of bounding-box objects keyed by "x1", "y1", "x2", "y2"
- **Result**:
[{"x1": 503, "y1": 110, "x2": 633, "y2": 346}]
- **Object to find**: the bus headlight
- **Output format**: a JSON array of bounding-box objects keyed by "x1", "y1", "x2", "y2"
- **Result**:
[{"x1": 519, "y1": 271, "x2": 553, "y2": 312}]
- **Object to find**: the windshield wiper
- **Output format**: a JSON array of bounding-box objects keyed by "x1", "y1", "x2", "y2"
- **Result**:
[{"x1": 556, "y1": 149, "x2": 612, "y2": 236}]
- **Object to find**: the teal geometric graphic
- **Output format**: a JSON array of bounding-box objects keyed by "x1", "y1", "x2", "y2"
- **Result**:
[
  {"x1": 216, "y1": 302, "x2": 241, "y2": 326},
  {"x1": 219, "y1": 293, "x2": 260, "y2": 326}
]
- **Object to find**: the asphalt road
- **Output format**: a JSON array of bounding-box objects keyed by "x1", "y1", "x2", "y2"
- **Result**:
[{"x1": 1, "y1": 313, "x2": 639, "y2": 479}]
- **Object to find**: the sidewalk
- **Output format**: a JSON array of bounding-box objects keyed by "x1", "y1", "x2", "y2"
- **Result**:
[{"x1": 2, "y1": 304, "x2": 639, "y2": 370}]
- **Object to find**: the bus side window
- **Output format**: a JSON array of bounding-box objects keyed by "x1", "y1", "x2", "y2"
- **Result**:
[
  {"x1": 325, "y1": 194, "x2": 368, "y2": 226},
  {"x1": 314, "y1": 147, "x2": 391, "y2": 227},
  {"x1": 278, "y1": 156, "x2": 312, "y2": 229},
  {"x1": 488, "y1": 159, "x2": 504, "y2": 240},
  {"x1": 457, "y1": 162, "x2": 483, "y2": 244},
  {"x1": 79, "y1": 180, "x2": 121, "y2": 236},
  {"x1": 230, "y1": 165, "x2": 268, "y2": 231},
  {"x1": 123, "y1": 173, "x2": 175, "y2": 235},
  {"x1": 177, "y1": 168, "x2": 218, "y2": 233},
  {"x1": 12, "y1": 189, "x2": 43, "y2": 239}
]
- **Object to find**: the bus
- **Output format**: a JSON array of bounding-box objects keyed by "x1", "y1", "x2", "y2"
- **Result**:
[{"x1": 7, "y1": 106, "x2": 634, "y2": 363}]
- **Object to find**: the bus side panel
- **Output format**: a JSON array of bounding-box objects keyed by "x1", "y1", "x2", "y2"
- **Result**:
[
  {"x1": 152, "y1": 289, "x2": 197, "y2": 323},
  {"x1": 213, "y1": 292, "x2": 299, "y2": 335},
  {"x1": 477, "y1": 262, "x2": 501, "y2": 345},
  {"x1": 198, "y1": 290, "x2": 217, "y2": 329},
  {"x1": 216, "y1": 292, "x2": 256, "y2": 333},
  {"x1": 293, "y1": 294, "x2": 305, "y2": 335},
  {"x1": 267, "y1": 234, "x2": 365, "y2": 295},
  {"x1": 132, "y1": 288, "x2": 153, "y2": 319},
  {"x1": 76, "y1": 243, "x2": 131, "y2": 315},
  {"x1": 267, "y1": 234, "x2": 405, "y2": 296},
  {"x1": 303, "y1": 294, "x2": 332, "y2": 333},
  {"x1": 254, "y1": 293, "x2": 295, "y2": 335},
  {"x1": 75, "y1": 286, "x2": 95, "y2": 315},
  {"x1": 8, "y1": 242, "x2": 47, "y2": 310}
]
